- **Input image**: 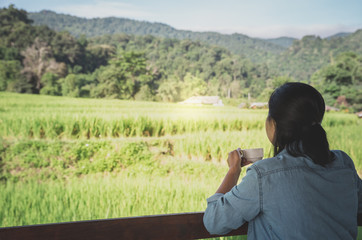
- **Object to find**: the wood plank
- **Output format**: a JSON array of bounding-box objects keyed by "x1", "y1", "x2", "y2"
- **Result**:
[
  {"x1": 0, "y1": 212, "x2": 248, "y2": 240},
  {"x1": 2, "y1": 212, "x2": 362, "y2": 240}
]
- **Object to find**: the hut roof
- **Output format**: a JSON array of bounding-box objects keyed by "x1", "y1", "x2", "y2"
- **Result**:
[
  {"x1": 180, "y1": 96, "x2": 223, "y2": 106},
  {"x1": 325, "y1": 106, "x2": 340, "y2": 112},
  {"x1": 249, "y1": 102, "x2": 268, "y2": 109}
]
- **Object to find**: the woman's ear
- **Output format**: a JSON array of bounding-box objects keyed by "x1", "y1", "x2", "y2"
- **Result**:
[{"x1": 265, "y1": 117, "x2": 276, "y2": 145}]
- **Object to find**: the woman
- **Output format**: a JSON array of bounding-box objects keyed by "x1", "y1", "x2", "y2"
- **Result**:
[{"x1": 203, "y1": 82, "x2": 362, "y2": 239}]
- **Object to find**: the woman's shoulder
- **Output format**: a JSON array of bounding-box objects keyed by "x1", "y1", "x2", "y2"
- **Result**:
[
  {"x1": 330, "y1": 150, "x2": 355, "y2": 168},
  {"x1": 331, "y1": 149, "x2": 351, "y2": 159},
  {"x1": 247, "y1": 151, "x2": 291, "y2": 174},
  {"x1": 248, "y1": 149, "x2": 356, "y2": 174}
]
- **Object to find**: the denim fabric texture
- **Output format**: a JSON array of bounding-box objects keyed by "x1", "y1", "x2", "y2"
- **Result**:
[{"x1": 203, "y1": 150, "x2": 362, "y2": 240}]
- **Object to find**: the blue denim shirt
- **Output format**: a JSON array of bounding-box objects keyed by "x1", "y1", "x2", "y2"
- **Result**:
[{"x1": 204, "y1": 150, "x2": 362, "y2": 239}]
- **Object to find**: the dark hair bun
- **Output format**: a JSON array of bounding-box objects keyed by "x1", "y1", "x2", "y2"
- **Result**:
[{"x1": 268, "y1": 82, "x2": 332, "y2": 166}]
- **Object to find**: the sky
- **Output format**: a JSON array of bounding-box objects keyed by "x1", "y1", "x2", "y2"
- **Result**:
[{"x1": 1, "y1": 0, "x2": 362, "y2": 39}]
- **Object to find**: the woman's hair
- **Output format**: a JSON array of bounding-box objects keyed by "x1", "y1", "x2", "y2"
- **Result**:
[{"x1": 268, "y1": 82, "x2": 333, "y2": 166}]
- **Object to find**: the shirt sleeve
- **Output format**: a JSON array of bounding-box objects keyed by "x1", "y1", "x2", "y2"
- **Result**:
[
  {"x1": 203, "y1": 166, "x2": 261, "y2": 235},
  {"x1": 356, "y1": 176, "x2": 362, "y2": 214},
  {"x1": 341, "y1": 150, "x2": 362, "y2": 214},
  {"x1": 339, "y1": 150, "x2": 362, "y2": 214}
]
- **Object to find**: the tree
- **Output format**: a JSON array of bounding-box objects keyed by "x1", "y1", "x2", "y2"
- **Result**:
[
  {"x1": 60, "y1": 74, "x2": 80, "y2": 97},
  {"x1": 92, "y1": 51, "x2": 153, "y2": 99},
  {"x1": 39, "y1": 73, "x2": 61, "y2": 96},
  {"x1": 0, "y1": 5, "x2": 55, "y2": 62},
  {"x1": 60, "y1": 73, "x2": 95, "y2": 97},
  {"x1": 269, "y1": 76, "x2": 292, "y2": 89},
  {"x1": 229, "y1": 80, "x2": 242, "y2": 99},
  {"x1": 311, "y1": 52, "x2": 362, "y2": 111},
  {"x1": 21, "y1": 38, "x2": 67, "y2": 93},
  {"x1": 84, "y1": 44, "x2": 115, "y2": 73},
  {"x1": 50, "y1": 31, "x2": 82, "y2": 66},
  {"x1": 0, "y1": 4, "x2": 33, "y2": 50},
  {"x1": 259, "y1": 76, "x2": 293, "y2": 101},
  {"x1": 180, "y1": 73, "x2": 207, "y2": 100},
  {"x1": 0, "y1": 60, "x2": 23, "y2": 91},
  {"x1": 157, "y1": 77, "x2": 181, "y2": 102},
  {"x1": 135, "y1": 85, "x2": 155, "y2": 101}
]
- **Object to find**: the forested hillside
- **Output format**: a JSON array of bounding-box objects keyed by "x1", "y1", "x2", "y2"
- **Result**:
[
  {"x1": 28, "y1": 10, "x2": 286, "y2": 62},
  {"x1": 263, "y1": 37, "x2": 296, "y2": 48},
  {"x1": 28, "y1": 10, "x2": 362, "y2": 83},
  {"x1": 1, "y1": 5, "x2": 361, "y2": 111},
  {"x1": 270, "y1": 31, "x2": 362, "y2": 81},
  {"x1": 0, "y1": 5, "x2": 272, "y2": 102}
]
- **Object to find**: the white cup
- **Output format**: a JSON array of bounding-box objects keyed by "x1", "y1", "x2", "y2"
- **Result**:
[{"x1": 237, "y1": 148, "x2": 264, "y2": 163}]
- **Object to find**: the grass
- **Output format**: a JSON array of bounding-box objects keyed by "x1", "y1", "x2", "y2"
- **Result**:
[
  {"x1": 0, "y1": 92, "x2": 361, "y2": 240},
  {"x1": 1, "y1": 92, "x2": 357, "y2": 140},
  {"x1": 0, "y1": 173, "x2": 219, "y2": 226}
]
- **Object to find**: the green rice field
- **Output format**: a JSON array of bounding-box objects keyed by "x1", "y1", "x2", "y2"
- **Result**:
[{"x1": 0, "y1": 92, "x2": 361, "y2": 239}]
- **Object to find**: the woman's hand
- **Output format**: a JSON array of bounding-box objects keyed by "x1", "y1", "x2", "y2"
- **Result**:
[
  {"x1": 214, "y1": 149, "x2": 252, "y2": 194},
  {"x1": 227, "y1": 149, "x2": 252, "y2": 170},
  {"x1": 215, "y1": 149, "x2": 253, "y2": 194},
  {"x1": 227, "y1": 150, "x2": 242, "y2": 171}
]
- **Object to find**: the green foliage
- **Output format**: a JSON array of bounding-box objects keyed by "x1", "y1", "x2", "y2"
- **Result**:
[
  {"x1": 264, "y1": 37, "x2": 296, "y2": 48},
  {"x1": 311, "y1": 52, "x2": 362, "y2": 111},
  {"x1": 0, "y1": 5, "x2": 361, "y2": 111},
  {"x1": 156, "y1": 77, "x2": 181, "y2": 102},
  {"x1": 0, "y1": 60, "x2": 25, "y2": 91},
  {"x1": 27, "y1": 10, "x2": 362, "y2": 84},
  {"x1": 59, "y1": 73, "x2": 95, "y2": 97},
  {"x1": 28, "y1": 10, "x2": 285, "y2": 62},
  {"x1": 39, "y1": 73, "x2": 61, "y2": 96},
  {"x1": 0, "y1": 5, "x2": 108, "y2": 95},
  {"x1": 0, "y1": 138, "x2": 153, "y2": 181},
  {"x1": 0, "y1": 47, "x2": 20, "y2": 61},
  {"x1": 180, "y1": 73, "x2": 207, "y2": 99},
  {"x1": 134, "y1": 85, "x2": 155, "y2": 101},
  {"x1": 91, "y1": 51, "x2": 153, "y2": 99},
  {"x1": 258, "y1": 76, "x2": 294, "y2": 100},
  {"x1": 269, "y1": 32, "x2": 362, "y2": 81},
  {"x1": 0, "y1": 5, "x2": 55, "y2": 60},
  {"x1": 91, "y1": 34, "x2": 268, "y2": 100},
  {"x1": 270, "y1": 76, "x2": 293, "y2": 89},
  {"x1": 84, "y1": 44, "x2": 115, "y2": 72},
  {"x1": 73, "y1": 141, "x2": 153, "y2": 174},
  {"x1": 50, "y1": 31, "x2": 82, "y2": 65},
  {"x1": 0, "y1": 172, "x2": 232, "y2": 230},
  {"x1": 0, "y1": 5, "x2": 34, "y2": 51}
]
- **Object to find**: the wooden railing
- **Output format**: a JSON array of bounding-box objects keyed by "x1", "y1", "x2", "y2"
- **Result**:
[{"x1": 1, "y1": 212, "x2": 362, "y2": 240}]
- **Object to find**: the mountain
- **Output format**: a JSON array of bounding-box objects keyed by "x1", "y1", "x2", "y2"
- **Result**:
[
  {"x1": 325, "y1": 32, "x2": 352, "y2": 40},
  {"x1": 28, "y1": 10, "x2": 285, "y2": 62},
  {"x1": 269, "y1": 30, "x2": 362, "y2": 81},
  {"x1": 28, "y1": 10, "x2": 361, "y2": 82},
  {"x1": 263, "y1": 37, "x2": 297, "y2": 48},
  {"x1": 1, "y1": 5, "x2": 360, "y2": 110}
]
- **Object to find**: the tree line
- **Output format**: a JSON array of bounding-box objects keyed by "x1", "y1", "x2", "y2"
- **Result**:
[
  {"x1": 28, "y1": 9, "x2": 286, "y2": 63},
  {"x1": 0, "y1": 5, "x2": 361, "y2": 111},
  {"x1": 28, "y1": 9, "x2": 362, "y2": 83}
]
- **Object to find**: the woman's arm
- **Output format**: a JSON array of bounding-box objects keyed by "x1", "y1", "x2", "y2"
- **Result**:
[
  {"x1": 203, "y1": 152, "x2": 259, "y2": 235},
  {"x1": 216, "y1": 150, "x2": 251, "y2": 194}
]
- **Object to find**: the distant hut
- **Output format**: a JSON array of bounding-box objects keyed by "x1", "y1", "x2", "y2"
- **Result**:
[
  {"x1": 249, "y1": 102, "x2": 268, "y2": 109},
  {"x1": 180, "y1": 96, "x2": 224, "y2": 106},
  {"x1": 325, "y1": 106, "x2": 340, "y2": 112}
]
